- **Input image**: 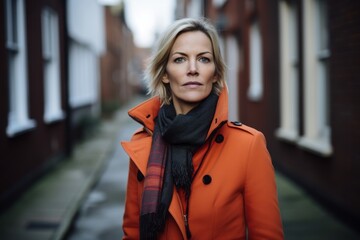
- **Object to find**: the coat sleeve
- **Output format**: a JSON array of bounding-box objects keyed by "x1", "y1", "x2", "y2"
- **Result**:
[
  {"x1": 122, "y1": 160, "x2": 141, "y2": 239},
  {"x1": 244, "y1": 132, "x2": 284, "y2": 240}
]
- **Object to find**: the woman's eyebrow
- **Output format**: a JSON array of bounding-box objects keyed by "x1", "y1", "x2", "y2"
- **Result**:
[{"x1": 171, "y1": 51, "x2": 213, "y2": 56}]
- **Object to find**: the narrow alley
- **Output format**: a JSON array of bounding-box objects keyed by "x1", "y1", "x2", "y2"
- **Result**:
[{"x1": 2, "y1": 1, "x2": 360, "y2": 239}]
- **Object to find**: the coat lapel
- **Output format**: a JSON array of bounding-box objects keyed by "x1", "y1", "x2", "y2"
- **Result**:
[
  {"x1": 121, "y1": 137, "x2": 151, "y2": 174},
  {"x1": 121, "y1": 137, "x2": 187, "y2": 239}
]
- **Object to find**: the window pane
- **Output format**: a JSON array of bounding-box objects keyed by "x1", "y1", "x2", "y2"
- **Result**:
[
  {"x1": 247, "y1": 20, "x2": 263, "y2": 101},
  {"x1": 5, "y1": 0, "x2": 18, "y2": 49},
  {"x1": 42, "y1": 7, "x2": 64, "y2": 123},
  {"x1": 317, "y1": 0, "x2": 329, "y2": 52},
  {"x1": 42, "y1": 9, "x2": 52, "y2": 60}
]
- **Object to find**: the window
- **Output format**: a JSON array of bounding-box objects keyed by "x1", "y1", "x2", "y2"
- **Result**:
[
  {"x1": 225, "y1": 36, "x2": 240, "y2": 121},
  {"x1": 276, "y1": 0, "x2": 299, "y2": 142},
  {"x1": 5, "y1": 0, "x2": 36, "y2": 137},
  {"x1": 42, "y1": 7, "x2": 64, "y2": 123},
  {"x1": 69, "y1": 41, "x2": 98, "y2": 107},
  {"x1": 213, "y1": 0, "x2": 228, "y2": 8},
  {"x1": 247, "y1": 20, "x2": 263, "y2": 101},
  {"x1": 187, "y1": 0, "x2": 204, "y2": 18},
  {"x1": 298, "y1": 0, "x2": 332, "y2": 156}
]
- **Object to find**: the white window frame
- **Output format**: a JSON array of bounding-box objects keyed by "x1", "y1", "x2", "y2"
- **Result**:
[
  {"x1": 225, "y1": 36, "x2": 240, "y2": 121},
  {"x1": 247, "y1": 20, "x2": 263, "y2": 101},
  {"x1": 69, "y1": 40, "x2": 98, "y2": 108},
  {"x1": 298, "y1": 0, "x2": 332, "y2": 156},
  {"x1": 6, "y1": 0, "x2": 36, "y2": 137},
  {"x1": 42, "y1": 7, "x2": 65, "y2": 123},
  {"x1": 213, "y1": 0, "x2": 228, "y2": 8},
  {"x1": 187, "y1": 0, "x2": 204, "y2": 18},
  {"x1": 276, "y1": 0, "x2": 300, "y2": 142}
]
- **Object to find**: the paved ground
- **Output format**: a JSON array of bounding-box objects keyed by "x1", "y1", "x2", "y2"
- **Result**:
[
  {"x1": 0, "y1": 94, "x2": 359, "y2": 240},
  {"x1": 276, "y1": 173, "x2": 359, "y2": 240},
  {"x1": 64, "y1": 97, "x2": 144, "y2": 240}
]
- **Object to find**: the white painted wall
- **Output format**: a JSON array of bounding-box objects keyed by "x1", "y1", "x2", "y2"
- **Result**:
[{"x1": 67, "y1": 0, "x2": 105, "y2": 108}]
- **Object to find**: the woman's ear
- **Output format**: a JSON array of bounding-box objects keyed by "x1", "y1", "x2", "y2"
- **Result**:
[
  {"x1": 212, "y1": 74, "x2": 218, "y2": 83},
  {"x1": 162, "y1": 74, "x2": 170, "y2": 83}
]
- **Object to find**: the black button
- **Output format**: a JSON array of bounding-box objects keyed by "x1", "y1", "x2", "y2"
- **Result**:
[
  {"x1": 232, "y1": 121, "x2": 242, "y2": 126},
  {"x1": 137, "y1": 171, "x2": 144, "y2": 182},
  {"x1": 203, "y1": 175, "x2": 212, "y2": 185},
  {"x1": 215, "y1": 134, "x2": 224, "y2": 143}
]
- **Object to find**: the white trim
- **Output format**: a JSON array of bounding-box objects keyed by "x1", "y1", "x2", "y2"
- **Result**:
[
  {"x1": 213, "y1": 0, "x2": 227, "y2": 8},
  {"x1": 247, "y1": 20, "x2": 263, "y2": 101},
  {"x1": 6, "y1": 118, "x2": 36, "y2": 137},
  {"x1": 187, "y1": 0, "x2": 203, "y2": 18},
  {"x1": 42, "y1": 7, "x2": 65, "y2": 124},
  {"x1": 69, "y1": 40, "x2": 99, "y2": 108},
  {"x1": 225, "y1": 36, "x2": 240, "y2": 121},
  {"x1": 6, "y1": 0, "x2": 36, "y2": 137},
  {"x1": 300, "y1": 0, "x2": 332, "y2": 156},
  {"x1": 276, "y1": 0, "x2": 300, "y2": 142},
  {"x1": 275, "y1": 128, "x2": 299, "y2": 143},
  {"x1": 298, "y1": 135, "x2": 332, "y2": 157}
]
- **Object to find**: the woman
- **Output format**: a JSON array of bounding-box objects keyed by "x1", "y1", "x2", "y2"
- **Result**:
[{"x1": 121, "y1": 18, "x2": 284, "y2": 239}]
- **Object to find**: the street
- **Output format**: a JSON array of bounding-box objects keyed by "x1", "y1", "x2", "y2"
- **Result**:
[{"x1": 65, "y1": 96, "x2": 146, "y2": 240}]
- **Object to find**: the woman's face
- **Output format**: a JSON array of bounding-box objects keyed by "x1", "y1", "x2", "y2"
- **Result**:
[{"x1": 163, "y1": 31, "x2": 217, "y2": 114}]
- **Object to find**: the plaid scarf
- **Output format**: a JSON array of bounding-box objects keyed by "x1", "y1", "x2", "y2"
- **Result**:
[{"x1": 140, "y1": 93, "x2": 218, "y2": 239}]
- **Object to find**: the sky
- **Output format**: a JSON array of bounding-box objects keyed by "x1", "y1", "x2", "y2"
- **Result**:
[{"x1": 98, "y1": 0, "x2": 176, "y2": 48}]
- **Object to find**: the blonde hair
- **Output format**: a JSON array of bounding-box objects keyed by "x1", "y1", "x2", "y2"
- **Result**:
[{"x1": 145, "y1": 17, "x2": 227, "y2": 105}]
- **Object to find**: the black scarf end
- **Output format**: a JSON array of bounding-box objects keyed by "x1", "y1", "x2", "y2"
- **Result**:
[
  {"x1": 172, "y1": 157, "x2": 193, "y2": 197},
  {"x1": 140, "y1": 207, "x2": 168, "y2": 240},
  {"x1": 140, "y1": 213, "x2": 159, "y2": 240}
]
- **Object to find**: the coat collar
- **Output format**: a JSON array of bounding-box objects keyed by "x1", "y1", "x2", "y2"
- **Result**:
[{"x1": 128, "y1": 88, "x2": 229, "y2": 138}]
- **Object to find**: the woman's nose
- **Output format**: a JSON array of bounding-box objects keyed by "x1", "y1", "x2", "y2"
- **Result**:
[{"x1": 187, "y1": 59, "x2": 199, "y2": 76}]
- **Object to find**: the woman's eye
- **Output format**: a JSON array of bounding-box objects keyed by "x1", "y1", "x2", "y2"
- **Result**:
[
  {"x1": 199, "y1": 57, "x2": 210, "y2": 63},
  {"x1": 174, "y1": 57, "x2": 185, "y2": 63}
]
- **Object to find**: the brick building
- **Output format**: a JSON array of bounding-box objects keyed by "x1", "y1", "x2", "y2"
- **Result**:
[
  {"x1": 176, "y1": 0, "x2": 360, "y2": 231},
  {"x1": 0, "y1": 0, "x2": 135, "y2": 210},
  {"x1": 100, "y1": 4, "x2": 138, "y2": 116}
]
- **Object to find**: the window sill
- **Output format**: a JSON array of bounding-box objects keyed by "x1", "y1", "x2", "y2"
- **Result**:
[
  {"x1": 7, "y1": 119, "x2": 37, "y2": 138},
  {"x1": 275, "y1": 128, "x2": 299, "y2": 143},
  {"x1": 297, "y1": 136, "x2": 333, "y2": 157},
  {"x1": 247, "y1": 87, "x2": 263, "y2": 102},
  {"x1": 44, "y1": 111, "x2": 65, "y2": 124}
]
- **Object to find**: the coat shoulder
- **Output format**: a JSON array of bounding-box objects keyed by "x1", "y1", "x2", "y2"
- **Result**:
[{"x1": 226, "y1": 121, "x2": 260, "y2": 136}]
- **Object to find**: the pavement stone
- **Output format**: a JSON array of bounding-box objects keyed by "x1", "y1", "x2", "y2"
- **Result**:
[
  {"x1": 0, "y1": 101, "x2": 124, "y2": 240},
  {"x1": 276, "y1": 173, "x2": 360, "y2": 239},
  {"x1": 64, "y1": 96, "x2": 144, "y2": 240}
]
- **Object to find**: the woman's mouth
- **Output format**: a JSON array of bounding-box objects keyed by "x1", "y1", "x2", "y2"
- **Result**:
[{"x1": 183, "y1": 81, "x2": 202, "y2": 86}]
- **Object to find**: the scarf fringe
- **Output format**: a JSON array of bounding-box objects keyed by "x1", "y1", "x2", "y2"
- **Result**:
[
  {"x1": 140, "y1": 203, "x2": 169, "y2": 240},
  {"x1": 171, "y1": 150, "x2": 193, "y2": 198},
  {"x1": 140, "y1": 213, "x2": 158, "y2": 240}
]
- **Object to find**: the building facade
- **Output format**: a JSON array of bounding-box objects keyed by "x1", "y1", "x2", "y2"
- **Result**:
[
  {"x1": 176, "y1": 0, "x2": 360, "y2": 231},
  {"x1": 0, "y1": 0, "x2": 135, "y2": 210},
  {"x1": 0, "y1": 0, "x2": 68, "y2": 208},
  {"x1": 66, "y1": 0, "x2": 105, "y2": 140},
  {"x1": 100, "y1": 5, "x2": 137, "y2": 116}
]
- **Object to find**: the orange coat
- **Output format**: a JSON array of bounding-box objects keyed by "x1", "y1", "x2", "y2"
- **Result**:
[{"x1": 121, "y1": 90, "x2": 284, "y2": 239}]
